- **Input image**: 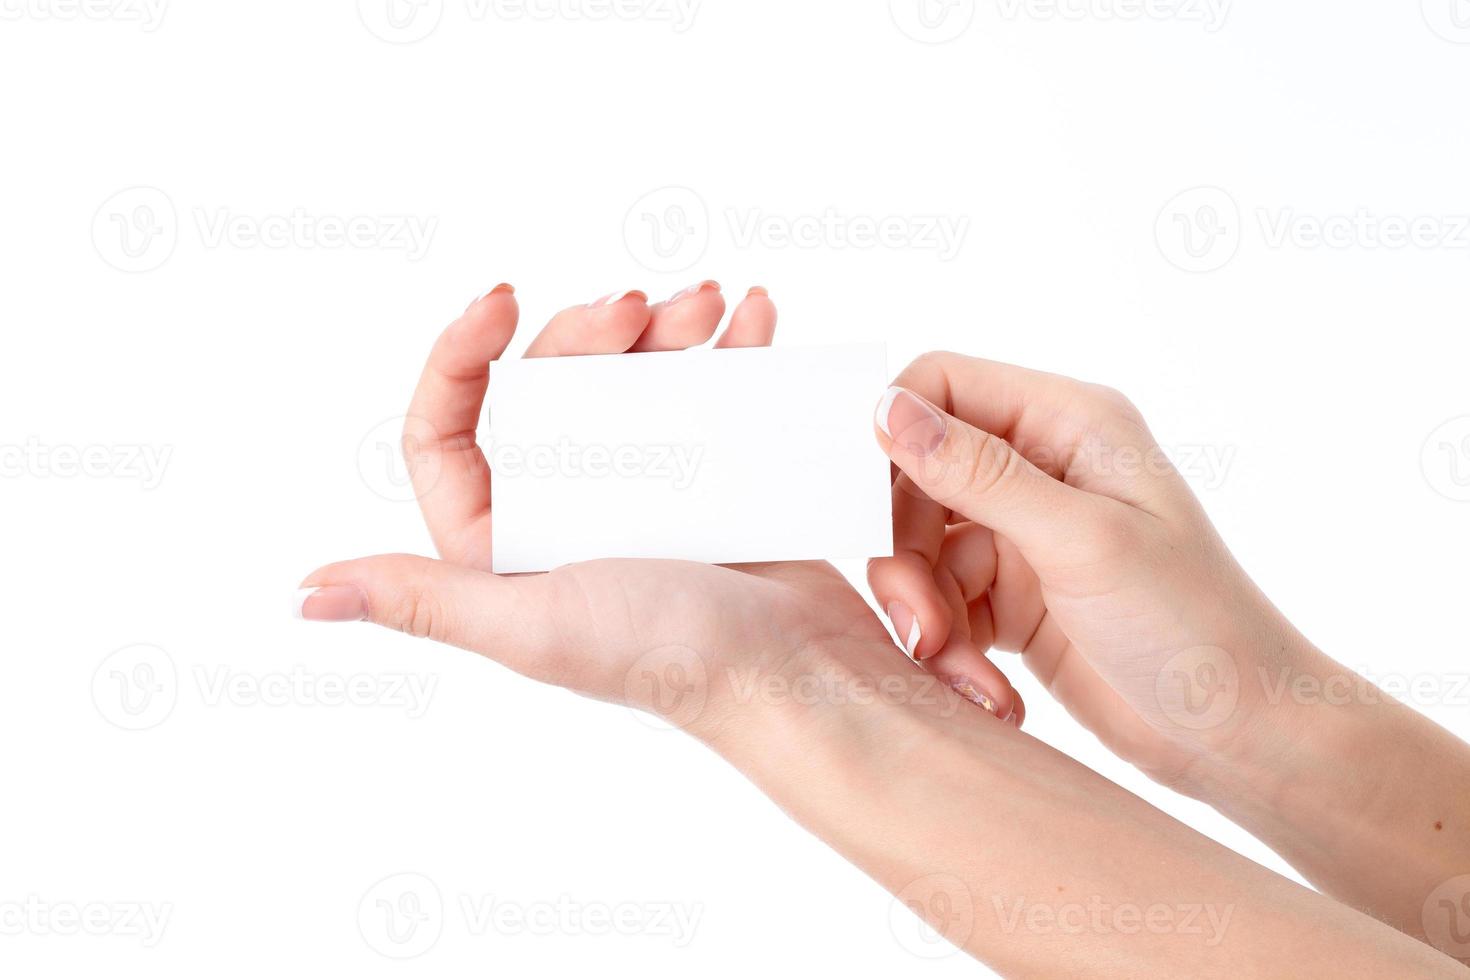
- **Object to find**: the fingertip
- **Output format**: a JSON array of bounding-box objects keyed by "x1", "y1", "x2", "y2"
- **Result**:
[{"x1": 716, "y1": 286, "x2": 777, "y2": 348}]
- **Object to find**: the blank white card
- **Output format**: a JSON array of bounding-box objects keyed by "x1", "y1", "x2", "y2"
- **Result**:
[{"x1": 488, "y1": 343, "x2": 893, "y2": 573}]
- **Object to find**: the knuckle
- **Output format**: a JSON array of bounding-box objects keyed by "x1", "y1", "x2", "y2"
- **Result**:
[
  {"x1": 945, "y1": 427, "x2": 1020, "y2": 500},
  {"x1": 1086, "y1": 383, "x2": 1145, "y2": 424},
  {"x1": 386, "y1": 585, "x2": 446, "y2": 641}
]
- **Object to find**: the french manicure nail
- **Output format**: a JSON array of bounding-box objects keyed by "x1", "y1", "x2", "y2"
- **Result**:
[
  {"x1": 875, "y1": 386, "x2": 946, "y2": 457},
  {"x1": 949, "y1": 676, "x2": 998, "y2": 715},
  {"x1": 293, "y1": 586, "x2": 367, "y2": 623},
  {"x1": 666, "y1": 280, "x2": 720, "y2": 305},
  {"x1": 886, "y1": 601, "x2": 922, "y2": 658},
  {"x1": 586, "y1": 289, "x2": 648, "y2": 309},
  {"x1": 466, "y1": 283, "x2": 514, "y2": 310}
]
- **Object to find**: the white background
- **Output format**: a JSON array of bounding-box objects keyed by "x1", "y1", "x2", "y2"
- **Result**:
[{"x1": 3, "y1": 1, "x2": 1470, "y2": 976}]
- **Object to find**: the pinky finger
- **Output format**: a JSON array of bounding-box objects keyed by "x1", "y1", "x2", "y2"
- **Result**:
[{"x1": 715, "y1": 286, "x2": 777, "y2": 348}]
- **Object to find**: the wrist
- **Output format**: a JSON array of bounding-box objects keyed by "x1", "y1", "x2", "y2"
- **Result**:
[{"x1": 689, "y1": 637, "x2": 980, "y2": 788}]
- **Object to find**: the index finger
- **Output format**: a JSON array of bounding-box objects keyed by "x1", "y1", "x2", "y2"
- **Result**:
[{"x1": 404, "y1": 285, "x2": 519, "y2": 568}]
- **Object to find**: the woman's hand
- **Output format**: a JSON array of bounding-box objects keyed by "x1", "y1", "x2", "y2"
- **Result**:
[
  {"x1": 867, "y1": 352, "x2": 1470, "y2": 960},
  {"x1": 293, "y1": 284, "x2": 1001, "y2": 737},
  {"x1": 867, "y1": 351, "x2": 1311, "y2": 788}
]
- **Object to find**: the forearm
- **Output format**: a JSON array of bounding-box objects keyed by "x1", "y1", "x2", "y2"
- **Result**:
[
  {"x1": 698, "y1": 646, "x2": 1462, "y2": 978},
  {"x1": 1183, "y1": 638, "x2": 1470, "y2": 957}
]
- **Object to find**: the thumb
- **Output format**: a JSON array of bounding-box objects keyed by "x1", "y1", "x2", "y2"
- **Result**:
[
  {"x1": 874, "y1": 386, "x2": 1106, "y2": 557},
  {"x1": 294, "y1": 553, "x2": 563, "y2": 682}
]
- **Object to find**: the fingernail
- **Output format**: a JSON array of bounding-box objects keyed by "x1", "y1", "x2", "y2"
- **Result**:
[
  {"x1": 886, "y1": 601, "x2": 922, "y2": 658},
  {"x1": 666, "y1": 280, "x2": 720, "y2": 305},
  {"x1": 466, "y1": 283, "x2": 514, "y2": 310},
  {"x1": 948, "y1": 676, "x2": 999, "y2": 716},
  {"x1": 586, "y1": 289, "x2": 648, "y2": 309},
  {"x1": 746, "y1": 285, "x2": 769, "y2": 297},
  {"x1": 293, "y1": 586, "x2": 367, "y2": 623},
  {"x1": 876, "y1": 386, "x2": 946, "y2": 456}
]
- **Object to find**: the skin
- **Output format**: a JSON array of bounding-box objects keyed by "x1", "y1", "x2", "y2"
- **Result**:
[
  {"x1": 866, "y1": 357, "x2": 1470, "y2": 955},
  {"x1": 298, "y1": 285, "x2": 1470, "y2": 975}
]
